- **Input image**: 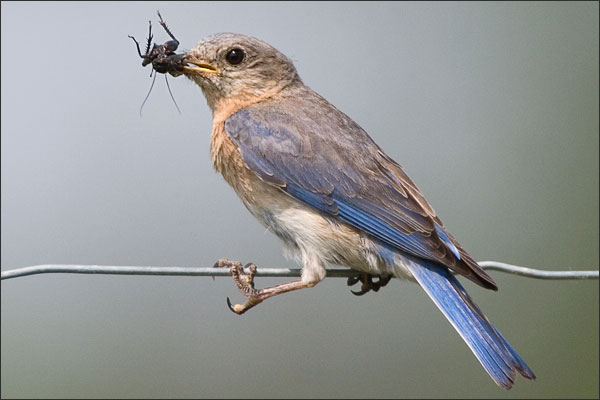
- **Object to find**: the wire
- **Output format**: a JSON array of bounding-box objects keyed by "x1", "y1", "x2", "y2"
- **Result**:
[{"x1": 1, "y1": 262, "x2": 597, "y2": 281}]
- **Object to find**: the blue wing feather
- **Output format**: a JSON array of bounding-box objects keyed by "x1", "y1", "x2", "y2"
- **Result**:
[
  {"x1": 434, "y1": 225, "x2": 461, "y2": 260},
  {"x1": 225, "y1": 107, "x2": 485, "y2": 280},
  {"x1": 335, "y1": 199, "x2": 440, "y2": 260},
  {"x1": 286, "y1": 184, "x2": 337, "y2": 214}
]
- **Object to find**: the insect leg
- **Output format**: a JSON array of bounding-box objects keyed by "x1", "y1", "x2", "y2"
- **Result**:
[
  {"x1": 144, "y1": 20, "x2": 153, "y2": 55},
  {"x1": 156, "y1": 10, "x2": 179, "y2": 46},
  {"x1": 128, "y1": 35, "x2": 144, "y2": 58}
]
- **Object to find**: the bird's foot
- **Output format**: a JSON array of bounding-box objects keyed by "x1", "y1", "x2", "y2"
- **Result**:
[
  {"x1": 214, "y1": 259, "x2": 319, "y2": 315},
  {"x1": 347, "y1": 273, "x2": 392, "y2": 296},
  {"x1": 213, "y1": 259, "x2": 264, "y2": 315}
]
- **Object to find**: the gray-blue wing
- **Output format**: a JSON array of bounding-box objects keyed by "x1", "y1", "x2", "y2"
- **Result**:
[{"x1": 224, "y1": 95, "x2": 495, "y2": 289}]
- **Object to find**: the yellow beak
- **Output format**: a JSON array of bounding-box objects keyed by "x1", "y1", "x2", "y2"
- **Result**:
[{"x1": 183, "y1": 59, "x2": 218, "y2": 74}]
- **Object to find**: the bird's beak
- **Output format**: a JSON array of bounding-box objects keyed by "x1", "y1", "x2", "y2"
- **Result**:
[{"x1": 183, "y1": 56, "x2": 218, "y2": 75}]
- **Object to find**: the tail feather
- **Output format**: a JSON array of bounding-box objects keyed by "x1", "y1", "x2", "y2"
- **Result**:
[{"x1": 404, "y1": 259, "x2": 536, "y2": 389}]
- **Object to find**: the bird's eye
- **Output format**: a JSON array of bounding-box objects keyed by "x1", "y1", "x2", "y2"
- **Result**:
[{"x1": 225, "y1": 48, "x2": 245, "y2": 65}]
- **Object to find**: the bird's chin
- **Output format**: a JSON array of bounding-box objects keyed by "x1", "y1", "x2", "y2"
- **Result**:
[
  {"x1": 186, "y1": 77, "x2": 220, "y2": 111},
  {"x1": 186, "y1": 73, "x2": 212, "y2": 90}
]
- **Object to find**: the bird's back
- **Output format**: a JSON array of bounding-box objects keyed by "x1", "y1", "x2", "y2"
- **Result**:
[{"x1": 224, "y1": 84, "x2": 497, "y2": 289}]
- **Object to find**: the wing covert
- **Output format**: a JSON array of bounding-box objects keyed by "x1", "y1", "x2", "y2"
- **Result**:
[{"x1": 224, "y1": 97, "x2": 496, "y2": 289}]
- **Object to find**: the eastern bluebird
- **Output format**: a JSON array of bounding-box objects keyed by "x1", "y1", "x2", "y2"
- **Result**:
[{"x1": 180, "y1": 33, "x2": 535, "y2": 389}]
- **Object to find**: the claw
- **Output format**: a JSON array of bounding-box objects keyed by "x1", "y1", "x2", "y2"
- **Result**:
[
  {"x1": 226, "y1": 296, "x2": 234, "y2": 311},
  {"x1": 347, "y1": 272, "x2": 392, "y2": 296},
  {"x1": 378, "y1": 275, "x2": 392, "y2": 288},
  {"x1": 226, "y1": 297, "x2": 250, "y2": 315},
  {"x1": 226, "y1": 296, "x2": 246, "y2": 314},
  {"x1": 347, "y1": 276, "x2": 360, "y2": 286}
]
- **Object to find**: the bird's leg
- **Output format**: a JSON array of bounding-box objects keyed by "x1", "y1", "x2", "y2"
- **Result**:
[
  {"x1": 214, "y1": 259, "x2": 317, "y2": 315},
  {"x1": 347, "y1": 273, "x2": 392, "y2": 296}
]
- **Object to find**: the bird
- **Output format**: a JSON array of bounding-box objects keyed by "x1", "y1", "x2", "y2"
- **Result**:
[{"x1": 178, "y1": 32, "x2": 535, "y2": 389}]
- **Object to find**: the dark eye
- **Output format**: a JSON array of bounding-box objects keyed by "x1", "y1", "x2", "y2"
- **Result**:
[{"x1": 225, "y1": 48, "x2": 245, "y2": 65}]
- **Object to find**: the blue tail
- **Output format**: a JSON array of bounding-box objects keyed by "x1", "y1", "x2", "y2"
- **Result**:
[{"x1": 405, "y1": 259, "x2": 536, "y2": 389}]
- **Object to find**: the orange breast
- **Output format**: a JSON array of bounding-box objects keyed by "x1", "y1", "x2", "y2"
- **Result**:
[{"x1": 211, "y1": 121, "x2": 249, "y2": 190}]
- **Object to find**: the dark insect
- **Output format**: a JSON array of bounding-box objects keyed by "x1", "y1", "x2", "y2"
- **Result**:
[{"x1": 128, "y1": 11, "x2": 187, "y2": 115}]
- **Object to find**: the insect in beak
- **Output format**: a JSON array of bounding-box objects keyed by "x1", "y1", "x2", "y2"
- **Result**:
[{"x1": 129, "y1": 11, "x2": 187, "y2": 115}]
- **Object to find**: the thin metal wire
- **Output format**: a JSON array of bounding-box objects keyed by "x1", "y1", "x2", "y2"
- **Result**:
[{"x1": 0, "y1": 262, "x2": 597, "y2": 281}]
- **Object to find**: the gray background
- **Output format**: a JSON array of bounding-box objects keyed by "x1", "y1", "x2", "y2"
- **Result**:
[{"x1": 1, "y1": 1, "x2": 598, "y2": 398}]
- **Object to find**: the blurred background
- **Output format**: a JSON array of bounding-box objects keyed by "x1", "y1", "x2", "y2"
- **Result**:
[{"x1": 1, "y1": 2, "x2": 598, "y2": 398}]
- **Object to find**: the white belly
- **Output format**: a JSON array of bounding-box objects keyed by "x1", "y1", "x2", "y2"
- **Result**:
[{"x1": 238, "y1": 182, "x2": 414, "y2": 281}]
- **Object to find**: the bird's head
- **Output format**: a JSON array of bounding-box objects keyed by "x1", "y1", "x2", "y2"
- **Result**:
[{"x1": 182, "y1": 33, "x2": 301, "y2": 111}]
